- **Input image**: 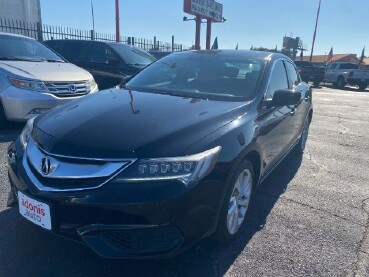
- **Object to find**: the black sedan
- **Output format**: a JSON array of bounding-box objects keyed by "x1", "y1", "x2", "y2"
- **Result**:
[{"x1": 7, "y1": 50, "x2": 313, "y2": 258}]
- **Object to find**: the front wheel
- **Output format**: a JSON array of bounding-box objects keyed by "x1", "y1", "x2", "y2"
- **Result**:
[
  {"x1": 215, "y1": 160, "x2": 254, "y2": 242},
  {"x1": 0, "y1": 103, "x2": 8, "y2": 129}
]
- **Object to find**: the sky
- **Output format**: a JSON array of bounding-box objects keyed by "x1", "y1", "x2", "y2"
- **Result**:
[{"x1": 40, "y1": 0, "x2": 369, "y2": 56}]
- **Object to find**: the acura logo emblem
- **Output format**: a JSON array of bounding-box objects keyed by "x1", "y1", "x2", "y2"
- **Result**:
[
  {"x1": 41, "y1": 157, "x2": 55, "y2": 175},
  {"x1": 68, "y1": 84, "x2": 77, "y2": 93}
]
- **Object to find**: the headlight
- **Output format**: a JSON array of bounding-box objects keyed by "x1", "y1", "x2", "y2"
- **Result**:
[
  {"x1": 20, "y1": 117, "x2": 35, "y2": 150},
  {"x1": 8, "y1": 77, "x2": 48, "y2": 92},
  {"x1": 113, "y1": 146, "x2": 222, "y2": 186},
  {"x1": 87, "y1": 78, "x2": 98, "y2": 91}
]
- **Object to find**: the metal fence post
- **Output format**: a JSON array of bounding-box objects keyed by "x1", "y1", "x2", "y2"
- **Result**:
[
  {"x1": 90, "y1": 30, "x2": 95, "y2": 40},
  {"x1": 36, "y1": 22, "x2": 43, "y2": 41},
  {"x1": 172, "y1": 35, "x2": 174, "y2": 52},
  {"x1": 127, "y1": 37, "x2": 131, "y2": 45},
  {"x1": 131, "y1": 37, "x2": 135, "y2": 46},
  {"x1": 153, "y1": 36, "x2": 156, "y2": 50}
]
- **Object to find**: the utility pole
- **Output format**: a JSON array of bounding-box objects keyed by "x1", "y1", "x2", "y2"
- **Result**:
[
  {"x1": 310, "y1": 0, "x2": 322, "y2": 62},
  {"x1": 90, "y1": 0, "x2": 95, "y2": 34},
  {"x1": 115, "y1": 0, "x2": 120, "y2": 42},
  {"x1": 195, "y1": 16, "x2": 201, "y2": 50}
]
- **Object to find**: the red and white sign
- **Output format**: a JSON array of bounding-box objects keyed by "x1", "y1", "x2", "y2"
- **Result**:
[
  {"x1": 184, "y1": 0, "x2": 223, "y2": 22},
  {"x1": 18, "y1": 191, "x2": 52, "y2": 230}
]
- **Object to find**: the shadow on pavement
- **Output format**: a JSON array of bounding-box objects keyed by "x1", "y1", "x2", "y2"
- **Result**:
[{"x1": 0, "y1": 152, "x2": 303, "y2": 276}]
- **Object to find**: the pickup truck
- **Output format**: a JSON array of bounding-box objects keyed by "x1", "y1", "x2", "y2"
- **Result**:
[
  {"x1": 324, "y1": 62, "x2": 369, "y2": 90},
  {"x1": 294, "y1": 61, "x2": 325, "y2": 87}
]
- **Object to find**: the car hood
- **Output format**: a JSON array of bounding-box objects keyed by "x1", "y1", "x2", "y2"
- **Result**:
[
  {"x1": 0, "y1": 61, "x2": 92, "y2": 81},
  {"x1": 34, "y1": 89, "x2": 251, "y2": 159}
]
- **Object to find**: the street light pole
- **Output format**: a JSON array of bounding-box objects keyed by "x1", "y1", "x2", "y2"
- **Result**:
[
  {"x1": 310, "y1": 0, "x2": 322, "y2": 62},
  {"x1": 115, "y1": 0, "x2": 120, "y2": 42}
]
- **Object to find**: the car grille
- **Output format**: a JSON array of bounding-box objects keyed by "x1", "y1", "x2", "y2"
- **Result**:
[
  {"x1": 24, "y1": 138, "x2": 134, "y2": 192},
  {"x1": 45, "y1": 81, "x2": 91, "y2": 97},
  {"x1": 100, "y1": 226, "x2": 183, "y2": 255}
]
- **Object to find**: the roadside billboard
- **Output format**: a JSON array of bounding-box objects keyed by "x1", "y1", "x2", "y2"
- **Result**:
[{"x1": 183, "y1": 0, "x2": 223, "y2": 22}]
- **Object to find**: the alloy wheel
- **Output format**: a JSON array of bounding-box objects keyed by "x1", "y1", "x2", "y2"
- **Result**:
[{"x1": 227, "y1": 168, "x2": 253, "y2": 235}]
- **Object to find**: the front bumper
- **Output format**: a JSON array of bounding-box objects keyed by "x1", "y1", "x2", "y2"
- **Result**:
[
  {"x1": 7, "y1": 141, "x2": 227, "y2": 258},
  {"x1": 0, "y1": 86, "x2": 98, "y2": 122}
]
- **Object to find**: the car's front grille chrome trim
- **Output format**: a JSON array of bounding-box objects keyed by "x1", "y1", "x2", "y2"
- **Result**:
[{"x1": 24, "y1": 138, "x2": 136, "y2": 192}]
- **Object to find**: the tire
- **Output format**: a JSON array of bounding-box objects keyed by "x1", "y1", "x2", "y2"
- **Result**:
[
  {"x1": 296, "y1": 117, "x2": 310, "y2": 154},
  {"x1": 358, "y1": 83, "x2": 367, "y2": 91},
  {"x1": 215, "y1": 159, "x2": 254, "y2": 243},
  {"x1": 336, "y1": 76, "x2": 345, "y2": 89}
]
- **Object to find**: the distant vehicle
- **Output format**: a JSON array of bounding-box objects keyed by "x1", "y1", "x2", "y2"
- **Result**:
[
  {"x1": 8, "y1": 50, "x2": 313, "y2": 258},
  {"x1": 149, "y1": 50, "x2": 173, "y2": 60},
  {"x1": 45, "y1": 40, "x2": 156, "y2": 90},
  {"x1": 324, "y1": 62, "x2": 369, "y2": 90},
  {"x1": 294, "y1": 61, "x2": 325, "y2": 87},
  {"x1": 0, "y1": 32, "x2": 98, "y2": 126}
]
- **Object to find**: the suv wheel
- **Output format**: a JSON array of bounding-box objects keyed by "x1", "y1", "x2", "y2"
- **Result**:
[
  {"x1": 336, "y1": 76, "x2": 345, "y2": 89},
  {"x1": 215, "y1": 160, "x2": 254, "y2": 242}
]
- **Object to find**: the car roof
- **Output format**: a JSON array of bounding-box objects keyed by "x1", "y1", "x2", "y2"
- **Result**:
[
  {"x1": 0, "y1": 31, "x2": 35, "y2": 40},
  {"x1": 168, "y1": 50, "x2": 285, "y2": 62}
]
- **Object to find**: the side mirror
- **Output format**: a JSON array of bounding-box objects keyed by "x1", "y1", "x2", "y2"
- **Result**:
[
  {"x1": 271, "y1": 89, "x2": 301, "y2": 106},
  {"x1": 119, "y1": 75, "x2": 133, "y2": 88}
]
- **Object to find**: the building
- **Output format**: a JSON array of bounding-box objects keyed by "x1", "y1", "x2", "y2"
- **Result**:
[
  {"x1": 297, "y1": 54, "x2": 360, "y2": 65},
  {"x1": 0, "y1": 0, "x2": 41, "y2": 24}
]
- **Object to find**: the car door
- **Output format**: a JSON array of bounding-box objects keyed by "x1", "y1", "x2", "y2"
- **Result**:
[
  {"x1": 61, "y1": 41, "x2": 91, "y2": 70},
  {"x1": 325, "y1": 63, "x2": 337, "y2": 82},
  {"x1": 285, "y1": 60, "x2": 308, "y2": 143},
  {"x1": 89, "y1": 43, "x2": 123, "y2": 89},
  {"x1": 257, "y1": 59, "x2": 294, "y2": 172}
]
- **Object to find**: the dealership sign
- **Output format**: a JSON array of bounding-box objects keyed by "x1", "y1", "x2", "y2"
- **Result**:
[{"x1": 184, "y1": 0, "x2": 223, "y2": 22}]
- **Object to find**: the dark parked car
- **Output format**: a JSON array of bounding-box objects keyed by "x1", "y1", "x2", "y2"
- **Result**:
[
  {"x1": 45, "y1": 40, "x2": 156, "y2": 90},
  {"x1": 7, "y1": 50, "x2": 313, "y2": 258},
  {"x1": 294, "y1": 60, "x2": 325, "y2": 86}
]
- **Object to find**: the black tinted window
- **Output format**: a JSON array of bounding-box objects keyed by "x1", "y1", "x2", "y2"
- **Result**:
[
  {"x1": 339, "y1": 63, "x2": 358, "y2": 70},
  {"x1": 109, "y1": 43, "x2": 155, "y2": 66},
  {"x1": 266, "y1": 60, "x2": 288, "y2": 99},
  {"x1": 285, "y1": 61, "x2": 299, "y2": 89},
  {"x1": 58, "y1": 42, "x2": 90, "y2": 62}
]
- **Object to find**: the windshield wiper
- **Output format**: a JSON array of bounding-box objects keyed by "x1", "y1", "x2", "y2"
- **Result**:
[
  {"x1": 128, "y1": 63, "x2": 147, "y2": 66},
  {"x1": 40, "y1": 59, "x2": 64, "y2": 63},
  {"x1": 0, "y1": 57, "x2": 31, "y2": 61}
]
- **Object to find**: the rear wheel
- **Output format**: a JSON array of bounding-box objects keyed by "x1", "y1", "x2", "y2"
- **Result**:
[
  {"x1": 336, "y1": 76, "x2": 345, "y2": 89},
  {"x1": 296, "y1": 117, "x2": 310, "y2": 154},
  {"x1": 215, "y1": 160, "x2": 254, "y2": 242}
]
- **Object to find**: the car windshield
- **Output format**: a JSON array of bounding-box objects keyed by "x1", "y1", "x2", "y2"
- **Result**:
[
  {"x1": 126, "y1": 52, "x2": 264, "y2": 101},
  {"x1": 109, "y1": 43, "x2": 156, "y2": 66},
  {"x1": 0, "y1": 35, "x2": 64, "y2": 62}
]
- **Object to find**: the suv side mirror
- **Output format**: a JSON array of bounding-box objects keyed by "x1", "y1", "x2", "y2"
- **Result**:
[{"x1": 271, "y1": 89, "x2": 301, "y2": 106}]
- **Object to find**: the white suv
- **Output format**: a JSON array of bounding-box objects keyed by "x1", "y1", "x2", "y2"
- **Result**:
[{"x1": 0, "y1": 32, "x2": 98, "y2": 126}]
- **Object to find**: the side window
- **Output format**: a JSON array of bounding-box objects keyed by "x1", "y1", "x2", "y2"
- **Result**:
[
  {"x1": 330, "y1": 63, "x2": 337, "y2": 70},
  {"x1": 63, "y1": 42, "x2": 90, "y2": 62},
  {"x1": 265, "y1": 60, "x2": 289, "y2": 100},
  {"x1": 285, "y1": 61, "x2": 299, "y2": 89},
  {"x1": 90, "y1": 44, "x2": 119, "y2": 64}
]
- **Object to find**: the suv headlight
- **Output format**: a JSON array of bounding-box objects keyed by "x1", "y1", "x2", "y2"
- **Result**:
[
  {"x1": 113, "y1": 146, "x2": 222, "y2": 186},
  {"x1": 87, "y1": 78, "x2": 98, "y2": 92},
  {"x1": 8, "y1": 77, "x2": 49, "y2": 92},
  {"x1": 20, "y1": 117, "x2": 35, "y2": 150}
]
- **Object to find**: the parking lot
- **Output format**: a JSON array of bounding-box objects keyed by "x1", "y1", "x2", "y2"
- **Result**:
[{"x1": 1, "y1": 86, "x2": 369, "y2": 276}]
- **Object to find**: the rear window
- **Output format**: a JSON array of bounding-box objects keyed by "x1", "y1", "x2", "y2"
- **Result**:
[
  {"x1": 339, "y1": 63, "x2": 358, "y2": 70},
  {"x1": 109, "y1": 43, "x2": 155, "y2": 66}
]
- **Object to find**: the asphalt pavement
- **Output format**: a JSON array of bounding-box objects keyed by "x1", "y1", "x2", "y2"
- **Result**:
[{"x1": 1, "y1": 86, "x2": 369, "y2": 277}]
